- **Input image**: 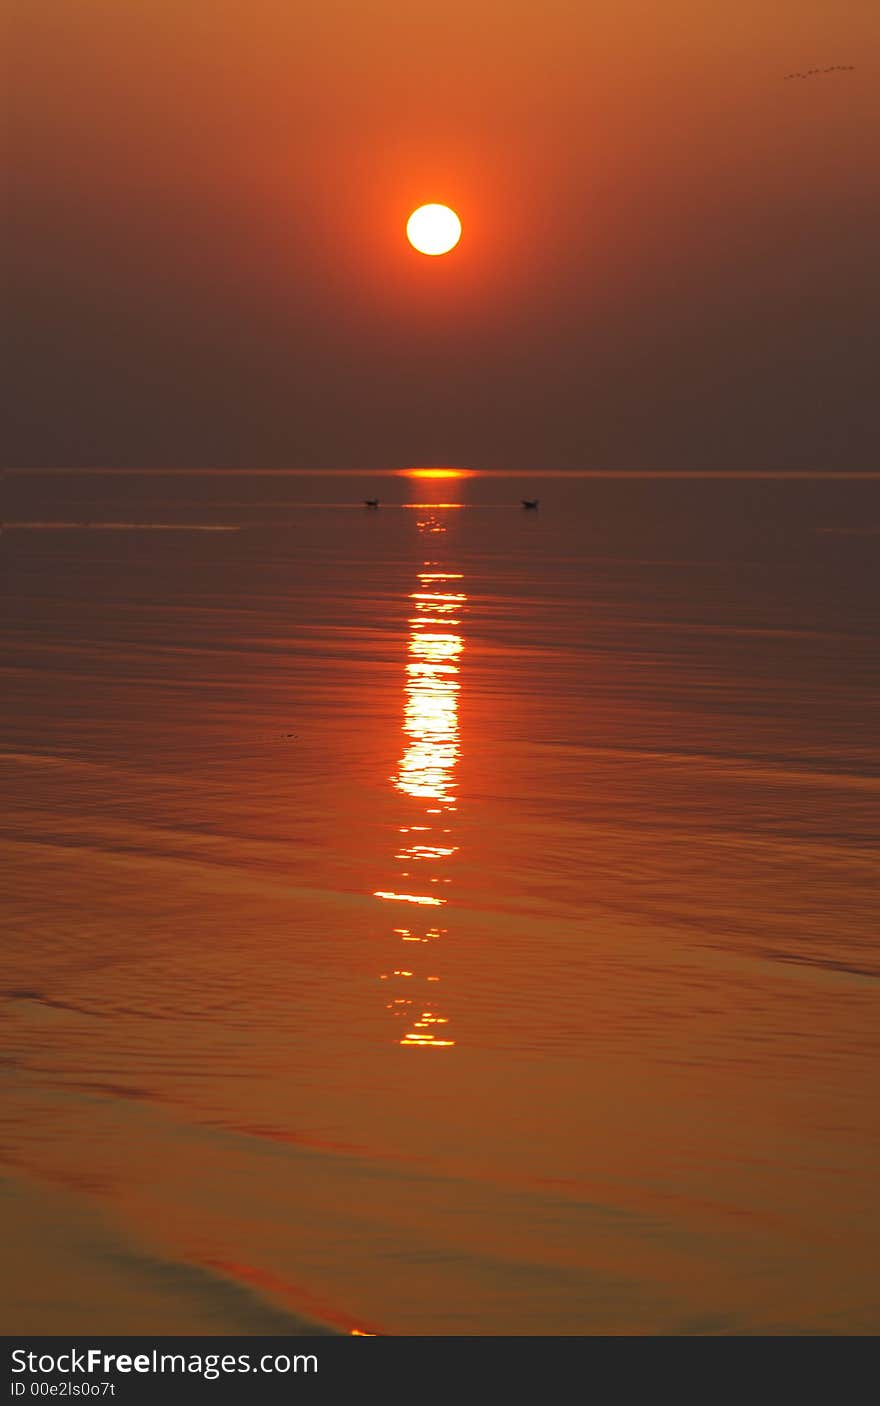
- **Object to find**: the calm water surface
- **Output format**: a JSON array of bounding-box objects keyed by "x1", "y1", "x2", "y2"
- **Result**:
[{"x1": 2, "y1": 470, "x2": 879, "y2": 1334}]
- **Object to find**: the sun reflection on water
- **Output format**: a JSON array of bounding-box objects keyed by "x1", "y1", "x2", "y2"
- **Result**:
[{"x1": 373, "y1": 510, "x2": 463, "y2": 1048}]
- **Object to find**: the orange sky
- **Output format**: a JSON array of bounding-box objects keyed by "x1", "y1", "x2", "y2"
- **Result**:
[{"x1": 6, "y1": 1, "x2": 880, "y2": 469}]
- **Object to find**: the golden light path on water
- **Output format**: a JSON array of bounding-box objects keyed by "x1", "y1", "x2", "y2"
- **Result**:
[{"x1": 374, "y1": 501, "x2": 464, "y2": 1049}]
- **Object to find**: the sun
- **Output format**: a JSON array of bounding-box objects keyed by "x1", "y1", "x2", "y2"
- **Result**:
[{"x1": 406, "y1": 204, "x2": 462, "y2": 257}]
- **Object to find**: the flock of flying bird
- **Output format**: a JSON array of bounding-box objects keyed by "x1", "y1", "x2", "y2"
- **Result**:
[{"x1": 784, "y1": 65, "x2": 855, "y2": 80}]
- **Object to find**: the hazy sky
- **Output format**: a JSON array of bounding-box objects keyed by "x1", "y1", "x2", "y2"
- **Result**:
[{"x1": 5, "y1": 1, "x2": 879, "y2": 470}]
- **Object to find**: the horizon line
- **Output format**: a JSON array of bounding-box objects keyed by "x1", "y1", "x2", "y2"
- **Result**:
[{"x1": 6, "y1": 468, "x2": 880, "y2": 480}]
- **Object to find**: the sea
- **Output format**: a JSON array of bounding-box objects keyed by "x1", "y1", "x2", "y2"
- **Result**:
[{"x1": 2, "y1": 468, "x2": 878, "y2": 1334}]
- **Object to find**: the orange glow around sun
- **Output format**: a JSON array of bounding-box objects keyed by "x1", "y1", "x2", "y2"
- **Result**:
[{"x1": 401, "y1": 468, "x2": 471, "y2": 479}]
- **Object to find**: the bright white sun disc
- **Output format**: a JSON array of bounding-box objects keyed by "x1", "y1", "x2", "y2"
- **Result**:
[{"x1": 406, "y1": 204, "x2": 462, "y2": 256}]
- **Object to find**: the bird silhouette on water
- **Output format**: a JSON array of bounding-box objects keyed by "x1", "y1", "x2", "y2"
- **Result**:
[
  {"x1": 784, "y1": 65, "x2": 855, "y2": 80},
  {"x1": 364, "y1": 499, "x2": 379, "y2": 509},
  {"x1": 521, "y1": 499, "x2": 539, "y2": 510}
]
